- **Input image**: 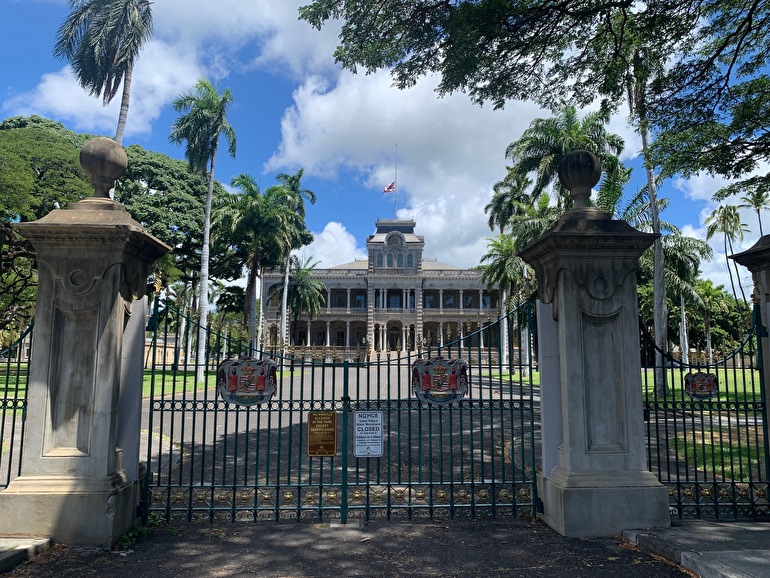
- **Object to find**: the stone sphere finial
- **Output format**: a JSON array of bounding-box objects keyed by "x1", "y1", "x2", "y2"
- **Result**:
[
  {"x1": 558, "y1": 150, "x2": 601, "y2": 209},
  {"x1": 79, "y1": 137, "x2": 128, "y2": 199}
]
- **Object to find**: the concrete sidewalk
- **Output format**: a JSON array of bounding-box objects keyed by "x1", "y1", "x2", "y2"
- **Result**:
[
  {"x1": 625, "y1": 520, "x2": 770, "y2": 578},
  {"x1": 1, "y1": 518, "x2": 768, "y2": 577}
]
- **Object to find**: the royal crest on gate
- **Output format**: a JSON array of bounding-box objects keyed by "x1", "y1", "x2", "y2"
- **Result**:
[
  {"x1": 411, "y1": 356, "x2": 469, "y2": 405},
  {"x1": 217, "y1": 358, "x2": 277, "y2": 406},
  {"x1": 683, "y1": 371, "x2": 718, "y2": 400}
]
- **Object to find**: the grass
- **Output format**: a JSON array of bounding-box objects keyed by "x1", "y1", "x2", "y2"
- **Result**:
[
  {"x1": 642, "y1": 367, "x2": 763, "y2": 403},
  {"x1": 669, "y1": 427, "x2": 766, "y2": 482}
]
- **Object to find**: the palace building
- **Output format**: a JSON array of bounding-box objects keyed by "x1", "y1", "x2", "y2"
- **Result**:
[{"x1": 261, "y1": 219, "x2": 502, "y2": 353}]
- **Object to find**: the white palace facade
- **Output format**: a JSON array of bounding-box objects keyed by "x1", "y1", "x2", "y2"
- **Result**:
[{"x1": 261, "y1": 219, "x2": 501, "y2": 353}]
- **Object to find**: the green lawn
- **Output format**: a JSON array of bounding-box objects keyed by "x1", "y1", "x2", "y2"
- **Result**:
[
  {"x1": 642, "y1": 368, "x2": 763, "y2": 402},
  {"x1": 669, "y1": 427, "x2": 765, "y2": 482}
]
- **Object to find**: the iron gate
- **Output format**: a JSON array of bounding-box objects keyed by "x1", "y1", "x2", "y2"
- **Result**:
[
  {"x1": 142, "y1": 300, "x2": 539, "y2": 522},
  {"x1": 642, "y1": 304, "x2": 769, "y2": 519},
  {"x1": 0, "y1": 324, "x2": 31, "y2": 490}
]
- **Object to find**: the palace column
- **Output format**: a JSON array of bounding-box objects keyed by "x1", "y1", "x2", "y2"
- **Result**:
[
  {"x1": 520, "y1": 151, "x2": 668, "y2": 537},
  {"x1": 0, "y1": 138, "x2": 169, "y2": 545}
]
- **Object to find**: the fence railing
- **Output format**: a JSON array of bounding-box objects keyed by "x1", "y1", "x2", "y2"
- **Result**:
[
  {"x1": 0, "y1": 324, "x2": 31, "y2": 489},
  {"x1": 141, "y1": 299, "x2": 539, "y2": 523},
  {"x1": 642, "y1": 305, "x2": 769, "y2": 519}
]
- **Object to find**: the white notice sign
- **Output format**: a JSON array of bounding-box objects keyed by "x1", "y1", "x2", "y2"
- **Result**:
[{"x1": 354, "y1": 411, "x2": 383, "y2": 458}]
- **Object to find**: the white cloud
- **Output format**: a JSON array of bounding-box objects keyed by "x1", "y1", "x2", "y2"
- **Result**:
[
  {"x1": 2, "y1": 39, "x2": 202, "y2": 138},
  {"x1": 299, "y1": 222, "x2": 367, "y2": 268},
  {"x1": 267, "y1": 70, "x2": 547, "y2": 268}
]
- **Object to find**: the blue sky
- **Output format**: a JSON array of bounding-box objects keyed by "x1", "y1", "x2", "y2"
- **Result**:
[{"x1": 1, "y1": 0, "x2": 762, "y2": 291}]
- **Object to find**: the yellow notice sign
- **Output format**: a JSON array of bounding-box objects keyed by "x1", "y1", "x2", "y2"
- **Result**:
[{"x1": 307, "y1": 411, "x2": 338, "y2": 457}]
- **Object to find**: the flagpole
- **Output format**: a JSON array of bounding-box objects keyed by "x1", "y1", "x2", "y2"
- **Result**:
[{"x1": 394, "y1": 141, "x2": 398, "y2": 218}]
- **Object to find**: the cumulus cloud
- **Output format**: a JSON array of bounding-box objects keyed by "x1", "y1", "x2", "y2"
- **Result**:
[
  {"x1": 297, "y1": 221, "x2": 367, "y2": 268},
  {"x1": 267, "y1": 69, "x2": 548, "y2": 267}
]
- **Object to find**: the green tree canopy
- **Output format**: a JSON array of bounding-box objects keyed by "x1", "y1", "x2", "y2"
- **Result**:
[{"x1": 0, "y1": 120, "x2": 93, "y2": 332}]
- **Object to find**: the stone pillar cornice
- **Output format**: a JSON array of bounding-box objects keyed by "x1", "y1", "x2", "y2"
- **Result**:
[
  {"x1": 520, "y1": 217, "x2": 657, "y2": 316},
  {"x1": 732, "y1": 234, "x2": 770, "y2": 274}
]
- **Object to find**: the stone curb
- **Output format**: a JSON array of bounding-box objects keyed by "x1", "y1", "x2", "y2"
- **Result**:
[{"x1": 0, "y1": 538, "x2": 51, "y2": 573}]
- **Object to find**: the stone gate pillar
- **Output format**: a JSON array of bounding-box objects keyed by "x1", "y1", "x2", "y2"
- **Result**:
[
  {"x1": 0, "y1": 137, "x2": 169, "y2": 545},
  {"x1": 732, "y1": 238, "x2": 770, "y2": 407},
  {"x1": 520, "y1": 151, "x2": 669, "y2": 537}
]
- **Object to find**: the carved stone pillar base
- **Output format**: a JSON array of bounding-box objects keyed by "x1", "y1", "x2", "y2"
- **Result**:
[
  {"x1": 541, "y1": 468, "x2": 670, "y2": 537},
  {"x1": 0, "y1": 473, "x2": 139, "y2": 545}
]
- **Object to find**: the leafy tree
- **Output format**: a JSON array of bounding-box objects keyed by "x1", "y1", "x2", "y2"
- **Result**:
[
  {"x1": 214, "y1": 175, "x2": 307, "y2": 348},
  {"x1": 650, "y1": 2, "x2": 770, "y2": 202},
  {"x1": 115, "y1": 144, "x2": 222, "y2": 287},
  {"x1": 299, "y1": 2, "x2": 695, "y2": 110},
  {"x1": 0, "y1": 122, "x2": 93, "y2": 331},
  {"x1": 169, "y1": 78, "x2": 236, "y2": 382},
  {"x1": 54, "y1": 0, "x2": 154, "y2": 145}
]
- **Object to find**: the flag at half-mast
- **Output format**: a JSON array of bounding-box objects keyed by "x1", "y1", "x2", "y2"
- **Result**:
[{"x1": 383, "y1": 181, "x2": 396, "y2": 193}]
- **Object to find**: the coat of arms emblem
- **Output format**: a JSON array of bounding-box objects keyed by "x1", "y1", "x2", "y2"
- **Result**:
[
  {"x1": 683, "y1": 371, "x2": 718, "y2": 399},
  {"x1": 217, "y1": 358, "x2": 277, "y2": 406},
  {"x1": 411, "y1": 356, "x2": 469, "y2": 404}
]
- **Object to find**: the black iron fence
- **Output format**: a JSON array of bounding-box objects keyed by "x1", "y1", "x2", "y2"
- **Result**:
[
  {"x1": 2, "y1": 297, "x2": 767, "y2": 522},
  {"x1": 142, "y1": 299, "x2": 539, "y2": 522},
  {"x1": 642, "y1": 304, "x2": 769, "y2": 519},
  {"x1": 0, "y1": 324, "x2": 31, "y2": 489}
]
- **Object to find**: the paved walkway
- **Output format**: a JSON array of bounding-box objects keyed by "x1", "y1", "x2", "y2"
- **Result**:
[{"x1": 1, "y1": 518, "x2": 768, "y2": 577}]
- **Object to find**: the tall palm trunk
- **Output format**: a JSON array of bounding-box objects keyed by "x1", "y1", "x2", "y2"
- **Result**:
[
  {"x1": 679, "y1": 294, "x2": 689, "y2": 366},
  {"x1": 256, "y1": 267, "x2": 265, "y2": 352},
  {"x1": 114, "y1": 63, "x2": 133, "y2": 145},
  {"x1": 705, "y1": 317, "x2": 714, "y2": 364},
  {"x1": 245, "y1": 264, "x2": 259, "y2": 350},
  {"x1": 196, "y1": 148, "x2": 217, "y2": 384},
  {"x1": 640, "y1": 121, "x2": 668, "y2": 395},
  {"x1": 280, "y1": 255, "x2": 290, "y2": 354}
]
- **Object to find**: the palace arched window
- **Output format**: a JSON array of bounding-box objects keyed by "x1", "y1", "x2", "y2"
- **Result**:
[
  {"x1": 377, "y1": 254, "x2": 383, "y2": 267},
  {"x1": 397, "y1": 254, "x2": 404, "y2": 267},
  {"x1": 407, "y1": 254, "x2": 413, "y2": 267},
  {"x1": 387, "y1": 254, "x2": 393, "y2": 267}
]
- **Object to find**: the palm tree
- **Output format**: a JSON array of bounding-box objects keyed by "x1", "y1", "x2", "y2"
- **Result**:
[
  {"x1": 214, "y1": 175, "x2": 305, "y2": 349},
  {"x1": 484, "y1": 172, "x2": 533, "y2": 233},
  {"x1": 169, "y1": 78, "x2": 236, "y2": 383},
  {"x1": 479, "y1": 234, "x2": 535, "y2": 375},
  {"x1": 662, "y1": 234, "x2": 711, "y2": 365},
  {"x1": 273, "y1": 169, "x2": 316, "y2": 347},
  {"x1": 694, "y1": 280, "x2": 732, "y2": 364},
  {"x1": 268, "y1": 255, "x2": 326, "y2": 345},
  {"x1": 705, "y1": 204, "x2": 750, "y2": 318},
  {"x1": 738, "y1": 189, "x2": 770, "y2": 236},
  {"x1": 506, "y1": 192, "x2": 562, "y2": 251},
  {"x1": 54, "y1": 0, "x2": 154, "y2": 145},
  {"x1": 504, "y1": 103, "x2": 624, "y2": 210}
]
